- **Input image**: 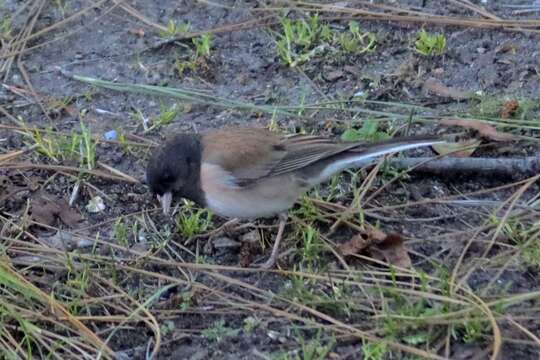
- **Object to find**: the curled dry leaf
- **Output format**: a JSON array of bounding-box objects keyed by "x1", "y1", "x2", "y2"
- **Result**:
[
  {"x1": 423, "y1": 77, "x2": 472, "y2": 100},
  {"x1": 336, "y1": 227, "x2": 385, "y2": 256},
  {"x1": 440, "y1": 118, "x2": 517, "y2": 141},
  {"x1": 432, "y1": 138, "x2": 481, "y2": 157},
  {"x1": 58, "y1": 202, "x2": 84, "y2": 227},
  {"x1": 30, "y1": 198, "x2": 57, "y2": 226},
  {"x1": 86, "y1": 196, "x2": 106, "y2": 213},
  {"x1": 370, "y1": 234, "x2": 412, "y2": 269},
  {"x1": 337, "y1": 228, "x2": 412, "y2": 269}
]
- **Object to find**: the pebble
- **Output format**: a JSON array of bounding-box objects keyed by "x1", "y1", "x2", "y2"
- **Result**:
[
  {"x1": 213, "y1": 237, "x2": 241, "y2": 249},
  {"x1": 324, "y1": 69, "x2": 344, "y2": 82},
  {"x1": 241, "y1": 230, "x2": 260, "y2": 244}
]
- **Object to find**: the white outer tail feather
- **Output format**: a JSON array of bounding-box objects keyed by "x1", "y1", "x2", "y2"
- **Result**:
[{"x1": 311, "y1": 140, "x2": 445, "y2": 185}]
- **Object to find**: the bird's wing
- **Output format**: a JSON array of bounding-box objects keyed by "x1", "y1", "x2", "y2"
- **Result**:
[
  {"x1": 203, "y1": 128, "x2": 439, "y2": 187},
  {"x1": 265, "y1": 133, "x2": 360, "y2": 177},
  {"x1": 202, "y1": 128, "x2": 356, "y2": 186},
  {"x1": 201, "y1": 127, "x2": 287, "y2": 186},
  {"x1": 269, "y1": 134, "x2": 443, "y2": 178}
]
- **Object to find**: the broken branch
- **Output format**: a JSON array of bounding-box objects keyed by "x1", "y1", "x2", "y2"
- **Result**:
[{"x1": 388, "y1": 155, "x2": 540, "y2": 178}]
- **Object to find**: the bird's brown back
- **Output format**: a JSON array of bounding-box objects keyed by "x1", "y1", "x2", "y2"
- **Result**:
[
  {"x1": 201, "y1": 127, "x2": 440, "y2": 186},
  {"x1": 201, "y1": 127, "x2": 286, "y2": 181}
]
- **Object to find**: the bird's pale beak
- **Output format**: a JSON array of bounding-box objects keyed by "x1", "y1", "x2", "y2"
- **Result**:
[{"x1": 157, "y1": 192, "x2": 173, "y2": 215}]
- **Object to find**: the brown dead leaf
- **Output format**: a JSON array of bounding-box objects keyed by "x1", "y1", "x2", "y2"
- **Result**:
[
  {"x1": 441, "y1": 118, "x2": 517, "y2": 141},
  {"x1": 337, "y1": 233, "x2": 373, "y2": 256},
  {"x1": 30, "y1": 194, "x2": 83, "y2": 227},
  {"x1": 336, "y1": 228, "x2": 386, "y2": 256},
  {"x1": 30, "y1": 198, "x2": 59, "y2": 226},
  {"x1": 337, "y1": 229, "x2": 412, "y2": 269},
  {"x1": 371, "y1": 234, "x2": 412, "y2": 269},
  {"x1": 501, "y1": 99, "x2": 519, "y2": 119},
  {"x1": 432, "y1": 138, "x2": 481, "y2": 157},
  {"x1": 58, "y1": 199, "x2": 84, "y2": 227},
  {"x1": 423, "y1": 77, "x2": 472, "y2": 100}
]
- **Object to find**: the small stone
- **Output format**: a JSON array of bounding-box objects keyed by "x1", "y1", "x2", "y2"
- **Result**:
[
  {"x1": 343, "y1": 65, "x2": 358, "y2": 75},
  {"x1": 213, "y1": 237, "x2": 241, "y2": 249},
  {"x1": 41, "y1": 230, "x2": 74, "y2": 250},
  {"x1": 432, "y1": 67, "x2": 444, "y2": 75},
  {"x1": 170, "y1": 346, "x2": 209, "y2": 360},
  {"x1": 519, "y1": 70, "x2": 532, "y2": 81},
  {"x1": 267, "y1": 330, "x2": 280, "y2": 340},
  {"x1": 11, "y1": 74, "x2": 22, "y2": 85},
  {"x1": 190, "y1": 350, "x2": 209, "y2": 360},
  {"x1": 324, "y1": 69, "x2": 344, "y2": 82},
  {"x1": 476, "y1": 47, "x2": 487, "y2": 54},
  {"x1": 148, "y1": 72, "x2": 161, "y2": 84},
  {"x1": 241, "y1": 230, "x2": 260, "y2": 244},
  {"x1": 130, "y1": 242, "x2": 150, "y2": 253}
]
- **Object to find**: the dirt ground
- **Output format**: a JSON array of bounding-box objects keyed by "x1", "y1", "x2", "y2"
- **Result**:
[{"x1": 1, "y1": 1, "x2": 539, "y2": 359}]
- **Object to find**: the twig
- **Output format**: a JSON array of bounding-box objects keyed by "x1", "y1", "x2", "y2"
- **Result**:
[
  {"x1": 0, "y1": 144, "x2": 38, "y2": 164},
  {"x1": 388, "y1": 155, "x2": 540, "y2": 178},
  {"x1": 287, "y1": 1, "x2": 540, "y2": 31},
  {"x1": 97, "y1": 162, "x2": 141, "y2": 183},
  {"x1": 2, "y1": 163, "x2": 140, "y2": 183}
]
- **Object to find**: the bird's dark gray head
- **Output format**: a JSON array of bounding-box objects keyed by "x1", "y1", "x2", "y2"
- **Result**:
[{"x1": 146, "y1": 133, "x2": 203, "y2": 213}]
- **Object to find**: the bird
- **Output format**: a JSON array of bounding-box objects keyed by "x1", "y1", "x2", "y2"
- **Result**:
[{"x1": 145, "y1": 126, "x2": 444, "y2": 268}]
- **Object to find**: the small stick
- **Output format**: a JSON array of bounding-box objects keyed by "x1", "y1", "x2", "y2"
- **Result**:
[
  {"x1": 0, "y1": 144, "x2": 38, "y2": 164},
  {"x1": 97, "y1": 162, "x2": 140, "y2": 183},
  {"x1": 388, "y1": 155, "x2": 540, "y2": 178}
]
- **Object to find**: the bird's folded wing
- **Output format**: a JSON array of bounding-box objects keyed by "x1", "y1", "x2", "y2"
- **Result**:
[
  {"x1": 201, "y1": 127, "x2": 286, "y2": 185},
  {"x1": 202, "y1": 129, "x2": 355, "y2": 186},
  {"x1": 203, "y1": 128, "x2": 438, "y2": 187},
  {"x1": 266, "y1": 134, "x2": 362, "y2": 177}
]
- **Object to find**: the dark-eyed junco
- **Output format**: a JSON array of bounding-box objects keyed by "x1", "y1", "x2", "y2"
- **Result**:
[{"x1": 146, "y1": 127, "x2": 444, "y2": 268}]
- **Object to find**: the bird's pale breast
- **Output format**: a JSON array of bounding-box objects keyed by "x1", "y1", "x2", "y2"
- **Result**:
[{"x1": 200, "y1": 163, "x2": 302, "y2": 219}]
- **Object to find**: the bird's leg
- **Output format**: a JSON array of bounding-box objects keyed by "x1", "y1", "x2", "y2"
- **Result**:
[{"x1": 258, "y1": 213, "x2": 288, "y2": 269}]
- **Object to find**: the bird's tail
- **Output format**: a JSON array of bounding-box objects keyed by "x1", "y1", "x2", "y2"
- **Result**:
[
  {"x1": 348, "y1": 135, "x2": 444, "y2": 157},
  {"x1": 310, "y1": 136, "x2": 445, "y2": 184}
]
